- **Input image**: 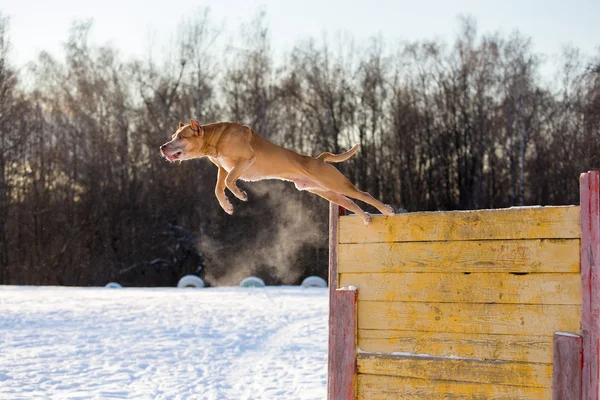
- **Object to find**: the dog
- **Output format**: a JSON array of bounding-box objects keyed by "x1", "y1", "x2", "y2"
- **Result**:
[{"x1": 160, "y1": 120, "x2": 394, "y2": 224}]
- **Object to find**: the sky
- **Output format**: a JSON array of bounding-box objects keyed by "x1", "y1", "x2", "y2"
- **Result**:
[{"x1": 1, "y1": 0, "x2": 599, "y2": 70}]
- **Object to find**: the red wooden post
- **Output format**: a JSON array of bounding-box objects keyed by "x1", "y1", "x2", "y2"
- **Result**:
[
  {"x1": 580, "y1": 170, "x2": 600, "y2": 400},
  {"x1": 328, "y1": 203, "x2": 357, "y2": 400},
  {"x1": 328, "y1": 203, "x2": 345, "y2": 292},
  {"x1": 553, "y1": 333, "x2": 583, "y2": 400},
  {"x1": 327, "y1": 288, "x2": 358, "y2": 400}
]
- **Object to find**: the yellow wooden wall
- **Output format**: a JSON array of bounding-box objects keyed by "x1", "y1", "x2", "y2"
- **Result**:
[{"x1": 336, "y1": 206, "x2": 582, "y2": 399}]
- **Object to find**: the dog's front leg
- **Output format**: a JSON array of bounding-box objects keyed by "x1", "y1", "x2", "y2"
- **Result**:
[
  {"x1": 225, "y1": 157, "x2": 255, "y2": 201},
  {"x1": 215, "y1": 165, "x2": 234, "y2": 215}
]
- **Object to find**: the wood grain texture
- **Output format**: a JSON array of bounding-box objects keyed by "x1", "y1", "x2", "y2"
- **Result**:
[
  {"x1": 340, "y1": 272, "x2": 581, "y2": 305},
  {"x1": 358, "y1": 329, "x2": 554, "y2": 363},
  {"x1": 357, "y1": 353, "x2": 552, "y2": 387},
  {"x1": 339, "y1": 206, "x2": 581, "y2": 244},
  {"x1": 357, "y1": 374, "x2": 550, "y2": 400},
  {"x1": 327, "y1": 203, "x2": 340, "y2": 397},
  {"x1": 328, "y1": 203, "x2": 343, "y2": 291},
  {"x1": 358, "y1": 301, "x2": 582, "y2": 336},
  {"x1": 328, "y1": 204, "x2": 356, "y2": 400},
  {"x1": 338, "y1": 239, "x2": 581, "y2": 274},
  {"x1": 580, "y1": 171, "x2": 600, "y2": 400},
  {"x1": 553, "y1": 332, "x2": 582, "y2": 400},
  {"x1": 327, "y1": 288, "x2": 358, "y2": 400}
]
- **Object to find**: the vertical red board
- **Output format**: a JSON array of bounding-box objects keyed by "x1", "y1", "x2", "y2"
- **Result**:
[
  {"x1": 327, "y1": 289, "x2": 358, "y2": 400},
  {"x1": 581, "y1": 171, "x2": 600, "y2": 400},
  {"x1": 328, "y1": 203, "x2": 356, "y2": 400},
  {"x1": 328, "y1": 203, "x2": 344, "y2": 291},
  {"x1": 553, "y1": 333, "x2": 583, "y2": 400}
]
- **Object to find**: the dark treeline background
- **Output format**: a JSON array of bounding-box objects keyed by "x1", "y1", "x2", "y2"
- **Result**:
[{"x1": 0, "y1": 11, "x2": 598, "y2": 286}]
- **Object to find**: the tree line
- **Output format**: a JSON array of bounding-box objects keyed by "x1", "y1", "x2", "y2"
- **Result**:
[{"x1": 0, "y1": 11, "x2": 598, "y2": 286}]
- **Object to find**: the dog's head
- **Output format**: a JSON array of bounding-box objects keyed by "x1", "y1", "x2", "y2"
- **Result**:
[{"x1": 160, "y1": 120, "x2": 204, "y2": 162}]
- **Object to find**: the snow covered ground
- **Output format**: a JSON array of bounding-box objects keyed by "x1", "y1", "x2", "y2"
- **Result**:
[{"x1": 0, "y1": 286, "x2": 329, "y2": 400}]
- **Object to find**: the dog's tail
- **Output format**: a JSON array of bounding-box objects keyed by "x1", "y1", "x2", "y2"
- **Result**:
[{"x1": 316, "y1": 143, "x2": 360, "y2": 163}]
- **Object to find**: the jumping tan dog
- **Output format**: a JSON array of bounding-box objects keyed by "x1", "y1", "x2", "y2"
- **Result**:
[{"x1": 160, "y1": 120, "x2": 394, "y2": 224}]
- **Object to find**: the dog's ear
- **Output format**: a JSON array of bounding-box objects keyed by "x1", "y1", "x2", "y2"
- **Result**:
[
  {"x1": 189, "y1": 120, "x2": 203, "y2": 137},
  {"x1": 179, "y1": 122, "x2": 185, "y2": 128}
]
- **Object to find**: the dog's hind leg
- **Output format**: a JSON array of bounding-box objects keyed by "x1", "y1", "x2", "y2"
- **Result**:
[
  {"x1": 344, "y1": 187, "x2": 394, "y2": 216},
  {"x1": 306, "y1": 163, "x2": 394, "y2": 216},
  {"x1": 307, "y1": 188, "x2": 372, "y2": 225}
]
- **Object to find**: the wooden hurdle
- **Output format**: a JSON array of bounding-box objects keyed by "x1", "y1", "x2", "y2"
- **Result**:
[{"x1": 327, "y1": 171, "x2": 600, "y2": 400}]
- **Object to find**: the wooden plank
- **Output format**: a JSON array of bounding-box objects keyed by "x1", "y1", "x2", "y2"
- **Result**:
[
  {"x1": 358, "y1": 302, "x2": 581, "y2": 336},
  {"x1": 327, "y1": 288, "x2": 358, "y2": 400},
  {"x1": 339, "y1": 206, "x2": 581, "y2": 244},
  {"x1": 358, "y1": 329, "x2": 554, "y2": 363},
  {"x1": 580, "y1": 171, "x2": 600, "y2": 400},
  {"x1": 357, "y1": 374, "x2": 550, "y2": 400},
  {"x1": 328, "y1": 203, "x2": 355, "y2": 400},
  {"x1": 340, "y1": 272, "x2": 582, "y2": 305},
  {"x1": 328, "y1": 202, "x2": 344, "y2": 291},
  {"x1": 338, "y1": 239, "x2": 581, "y2": 274},
  {"x1": 357, "y1": 353, "x2": 552, "y2": 387},
  {"x1": 327, "y1": 203, "x2": 341, "y2": 397},
  {"x1": 553, "y1": 332, "x2": 582, "y2": 400}
]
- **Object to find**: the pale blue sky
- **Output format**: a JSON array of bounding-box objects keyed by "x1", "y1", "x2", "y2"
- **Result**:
[{"x1": 1, "y1": 0, "x2": 598, "y2": 69}]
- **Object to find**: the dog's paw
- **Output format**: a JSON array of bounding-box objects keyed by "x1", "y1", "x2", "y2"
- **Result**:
[
  {"x1": 220, "y1": 200, "x2": 234, "y2": 215},
  {"x1": 362, "y1": 212, "x2": 372, "y2": 225},
  {"x1": 238, "y1": 190, "x2": 248, "y2": 202},
  {"x1": 383, "y1": 204, "x2": 395, "y2": 216}
]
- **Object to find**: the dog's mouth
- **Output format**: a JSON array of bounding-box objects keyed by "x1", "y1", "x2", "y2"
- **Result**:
[{"x1": 163, "y1": 150, "x2": 183, "y2": 162}]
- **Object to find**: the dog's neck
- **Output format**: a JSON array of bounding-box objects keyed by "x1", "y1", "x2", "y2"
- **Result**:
[{"x1": 198, "y1": 125, "x2": 222, "y2": 158}]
